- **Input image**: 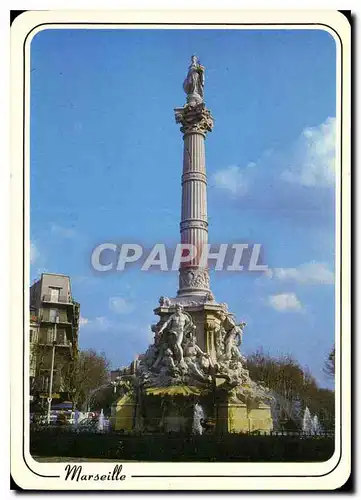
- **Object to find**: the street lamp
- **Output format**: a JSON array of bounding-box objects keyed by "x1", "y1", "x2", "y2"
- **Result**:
[{"x1": 47, "y1": 314, "x2": 59, "y2": 424}]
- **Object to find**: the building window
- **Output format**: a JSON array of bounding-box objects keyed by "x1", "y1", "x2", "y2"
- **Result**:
[
  {"x1": 30, "y1": 329, "x2": 34, "y2": 343},
  {"x1": 49, "y1": 287, "x2": 60, "y2": 302},
  {"x1": 47, "y1": 327, "x2": 55, "y2": 343},
  {"x1": 49, "y1": 309, "x2": 58, "y2": 322},
  {"x1": 42, "y1": 375, "x2": 49, "y2": 392},
  {"x1": 38, "y1": 329, "x2": 46, "y2": 344},
  {"x1": 57, "y1": 329, "x2": 66, "y2": 345}
]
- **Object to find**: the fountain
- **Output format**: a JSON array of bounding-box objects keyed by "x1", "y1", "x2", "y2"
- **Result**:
[
  {"x1": 312, "y1": 414, "x2": 322, "y2": 435},
  {"x1": 269, "y1": 391, "x2": 281, "y2": 429},
  {"x1": 302, "y1": 406, "x2": 313, "y2": 434},
  {"x1": 192, "y1": 403, "x2": 205, "y2": 435},
  {"x1": 74, "y1": 408, "x2": 80, "y2": 427},
  {"x1": 98, "y1": 408, "x2": 104, "y2": 432}
]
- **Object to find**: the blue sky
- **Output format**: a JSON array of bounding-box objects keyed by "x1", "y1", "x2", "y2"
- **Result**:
[{"x1": 30, "y1": 28, "x2": 336, "y2": 388}]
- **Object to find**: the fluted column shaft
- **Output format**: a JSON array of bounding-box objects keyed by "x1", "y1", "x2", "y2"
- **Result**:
[
  {"x1": 174, "y1": 103, "x2": 214, "y2": 296},
  {"x1": 181, "y1": 133, "x2": 208, "y2": 266}
]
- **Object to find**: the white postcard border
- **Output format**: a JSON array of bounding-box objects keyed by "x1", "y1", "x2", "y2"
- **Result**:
[{"x1": 10, "y1": 9, "x2": 351, "y2": 490}]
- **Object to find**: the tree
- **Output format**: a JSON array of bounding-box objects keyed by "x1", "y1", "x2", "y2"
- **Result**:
[
  {"x1": 91, "y1": 385, "x2": 118, "y2": 415},
  {"x1": 246, "y1": 349, "x2": 335, "y2": 431},
  {"x1": 323, "y1": 346, "x2": 335, "y2": 379},
  {"x1": 246, "y1": 349, "x2": 305, "y2": 401},
  {"x1": 59, "y1": 349, "x2": 110, "y2": 410}
]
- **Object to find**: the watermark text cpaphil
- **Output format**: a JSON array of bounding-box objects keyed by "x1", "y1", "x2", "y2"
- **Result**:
[{"x1": 91, "y1": 243, "x2": 268, "y2": 273}]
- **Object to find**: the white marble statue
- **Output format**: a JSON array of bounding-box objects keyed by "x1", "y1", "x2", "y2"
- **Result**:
[
  {"x1": 183, "y1": 335, "x2": 212, "y2": 382},
  {"x1": 156, "y1": 304, "x2": 195, "y2": 365},
  {"x1": 224, "y1": 323, "x2": 246, "y2": 361},
  {"x1": 112, "y1": 298, "x2": 272, "y2": 408},
  {"x1": 183, "y1": 55, "x2": 205, "y2": 106}
]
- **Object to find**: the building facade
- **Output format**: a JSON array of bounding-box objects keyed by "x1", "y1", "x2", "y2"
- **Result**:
[{"x1": 29, "y1": 273, "x2": 80, "y2": 407}]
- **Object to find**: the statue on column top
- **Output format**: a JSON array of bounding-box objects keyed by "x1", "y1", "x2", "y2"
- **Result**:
[
  {"x1": 183, "y1": 55, "x2": 205, "y2": 106},
  {"x1": 175, "y1": 55, "x2": 213, "y2": 134}
]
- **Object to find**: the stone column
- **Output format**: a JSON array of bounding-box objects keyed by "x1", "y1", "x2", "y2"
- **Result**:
[{"x1": 174, "y1": 103, "x2": 214, "y2": 296}]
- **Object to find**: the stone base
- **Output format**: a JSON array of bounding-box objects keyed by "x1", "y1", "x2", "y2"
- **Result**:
[
  {"x1": 217, "y1": 400, "x2": 273, "y2": 434},
  {"x1": 248, "y1": 403, "x2": 274, "y2": 433},
  {"x1": 163, "y1": 413, "x2": 188, "y2": 433},
  {"x1": 111, "y1": 394, "x2": 136, "y2": 432},
  {"x1": 142, "y1": 393, "x2": 195, "y2": 433},
  {"x1": 111, "y1": 391, "x2": 273, "y2": 434}
]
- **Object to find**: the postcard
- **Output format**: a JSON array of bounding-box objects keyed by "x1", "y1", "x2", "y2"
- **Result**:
[{"x1": 10, "y1": 9, "x2": 351, "y2": 491}]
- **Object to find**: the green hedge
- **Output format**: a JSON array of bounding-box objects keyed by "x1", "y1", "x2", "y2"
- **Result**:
[{"x1": 30, "y1": 429, "x2": 334, "y2": 462}]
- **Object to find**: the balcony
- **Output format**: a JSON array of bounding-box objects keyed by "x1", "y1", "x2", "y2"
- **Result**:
[
  {"x1": 42, "y1": 294, "x2": 72, "y2": 304},
  {"x1": 36, "y1": 339, "x2": 72, "y2": 348},
  {"x1": 39, "y1": 313, "x2": 71, "y2": 324}
]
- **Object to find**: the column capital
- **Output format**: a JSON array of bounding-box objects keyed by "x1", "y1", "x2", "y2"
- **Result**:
[{"x1": 174, "y1": 103, "x2": 214, "y2": 136}]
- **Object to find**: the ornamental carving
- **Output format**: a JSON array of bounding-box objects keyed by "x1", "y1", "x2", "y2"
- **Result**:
[
  {"x1": 158, "y1": 296, "x2": 171, "y2": 307},
  {"x1": 204, "y1": 291, "x2": 215, "y2": 302},
  {"x1": 182, "y1": 172, "x2": 207, "y2": 184},
  {"x1": 180, "y1": 219, "x2": 208, "y2": 231},
  {"x1": 179, "y1": 268, "x2": 210, "y2": 290},
  {"x1": 174, "y1": 103, "x2": 214, "y2": 136}
]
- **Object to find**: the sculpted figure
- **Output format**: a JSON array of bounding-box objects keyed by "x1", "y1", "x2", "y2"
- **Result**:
[
  {"x1": 159, "y1": 296, "x2": 171, "y2": 307},
  {"x1": 159, "y1": 348, "x2": 177, "y2": 377},
  {"x1": 214, "y1": 324, "x2": 226, "y2": 359},
  {"x1": 183, "y1": 55, "x2": 205, "y2": 105},
  {"x1": 155, "y1": 304, "x2": 195, "y2": 366},
  {"x1": 140, "y1": 324, "x2": 162, "y2": 368},
  {"x1": 183, "y1": 335, "x2": 212, "y2": 381},
  {"x1": 216, "y1": 311, "x2": 246, "y2": 362},
  {"x1": 224, "y1": 323, "x2": 245, "y2": 361}
]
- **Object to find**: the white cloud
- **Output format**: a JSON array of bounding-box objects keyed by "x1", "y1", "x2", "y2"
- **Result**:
[
  {"x1": 51, "y1": 224, "x2": 77, "y2": 238},
  {"x1": 109, "y1": 297, "x2": 135, "y2": 315},
  {"x1": 30, "y1": 242, "x2": 39, "y2": 264},
  {"x1": 268, "y1": 293, "x2": 302, "y2": 312},
  {"x1": 79, "y1": 316, "x2": 113, "y2": 331},
  {"x1": 212, "y1": 165, "x2": 248, "y2": 196},
  {"x1": 79, "y1": 316, "x2": 89, "y2": 327},
  {"x1": 281, "y1": 117, "x2": 336, "y2": 187},
  {"x1": 266, "y1": 262, "x2": 334, "y2": 285},
  {"x1": 213, "y1": 117, "x2": 336, "y2": 206}
]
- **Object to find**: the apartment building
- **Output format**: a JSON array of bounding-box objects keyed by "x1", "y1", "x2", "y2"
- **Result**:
[{"x1": 29, "y1": 273, "x2": 80, "y2": 406}]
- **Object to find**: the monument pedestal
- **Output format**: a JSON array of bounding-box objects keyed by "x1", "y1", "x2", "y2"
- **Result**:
[
  {"x1": 111, "y1": 394, "x2": 136, "y2": 432},
  {"x1": 217, "y1": 399, "x2": 273, "y2": 434},
  {"x1": 247, "y1": 403, "x2": 274, "y2": 433}
]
